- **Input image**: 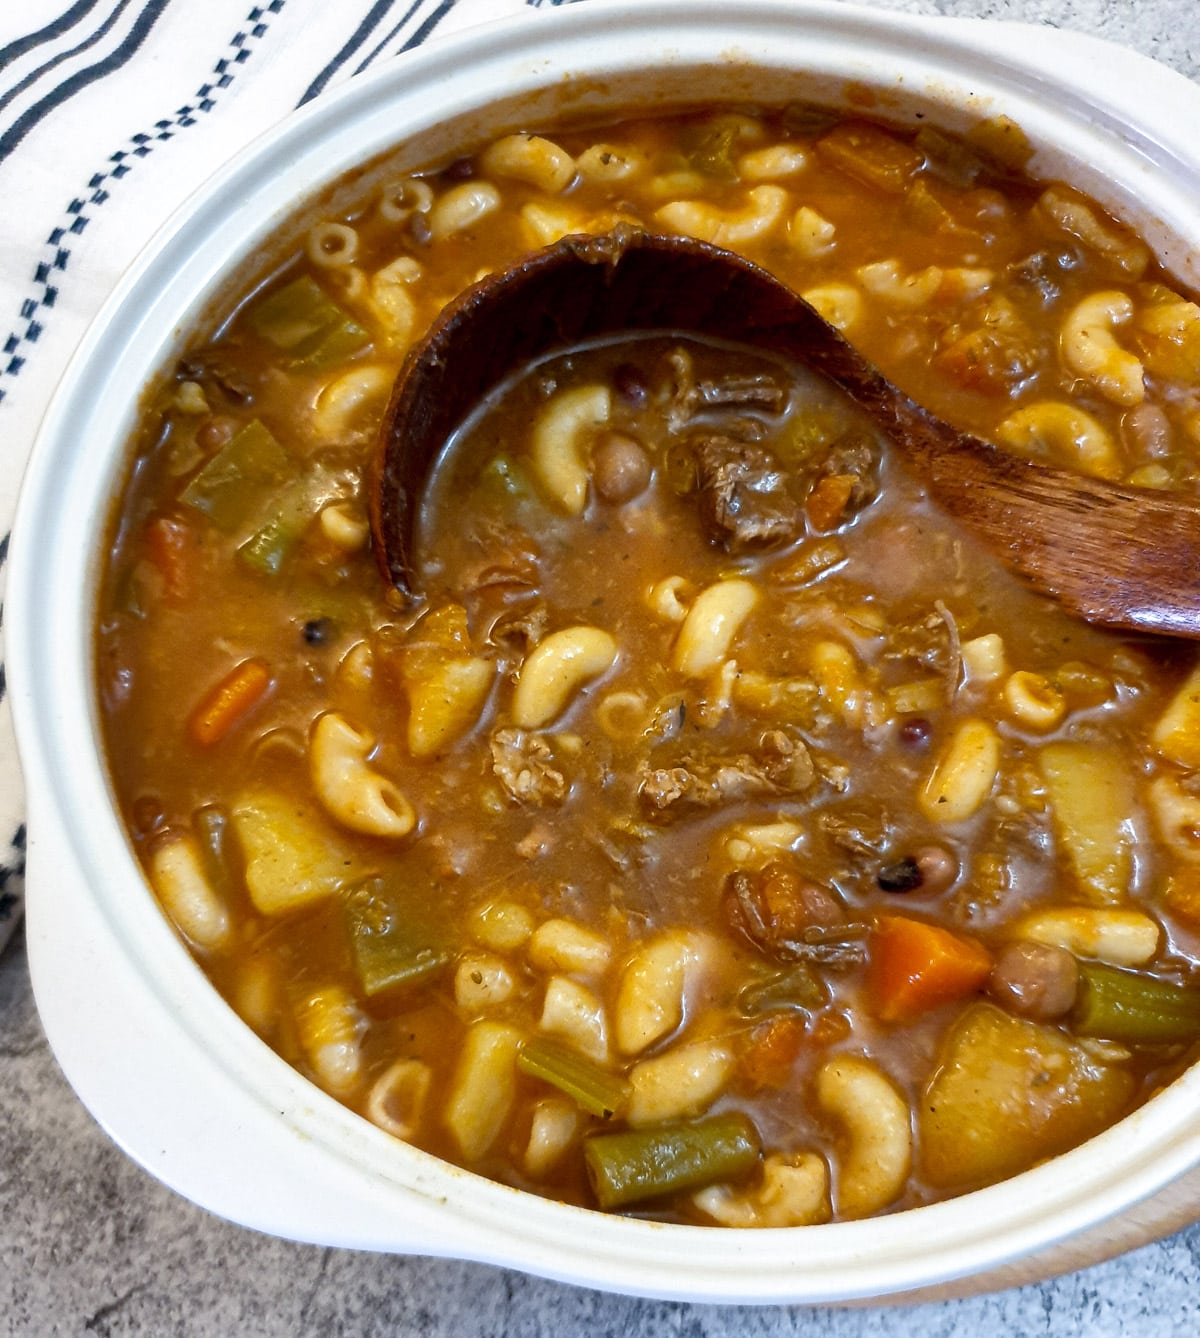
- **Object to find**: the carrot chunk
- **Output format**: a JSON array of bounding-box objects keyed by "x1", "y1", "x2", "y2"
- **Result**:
[
  {"x1": 805, "y1": 474, "x2": 856, "y2": 532},
  {"x1": 740, "y1": 1013, "x2": 807, "y2": 1090},
  {"x1": 145, "y1": 513, "x2": 196, "y2": 602},
  {"x1": 188, "y1": 658, "x2": 272, "y2": 746},
  {"x1": 869, "y1": 913, "x2": 992, "y2": 1023}
]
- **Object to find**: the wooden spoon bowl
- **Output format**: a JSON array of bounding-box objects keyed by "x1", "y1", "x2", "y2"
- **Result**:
[{"x1": 371, "y1": 228, "x2": 1200, "y2": 639}]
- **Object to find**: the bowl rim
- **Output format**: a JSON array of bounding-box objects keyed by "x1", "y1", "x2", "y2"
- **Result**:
[{"x1": 10, "y1": 0, "x2": 1200, "y2": 1304}]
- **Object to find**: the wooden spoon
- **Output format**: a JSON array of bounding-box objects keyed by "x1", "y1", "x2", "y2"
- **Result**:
[{"x1": 371, "y1": 228, "x2": 1200, "y2": 638}]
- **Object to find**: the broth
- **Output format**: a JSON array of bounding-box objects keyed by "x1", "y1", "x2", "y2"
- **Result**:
[{"x1": 98, "y1": 106, "x2": 1200, "y2": 1225}]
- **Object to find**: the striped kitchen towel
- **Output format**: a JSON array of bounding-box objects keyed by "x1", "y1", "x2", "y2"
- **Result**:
[{"x1": 0, "y1": 0, "x2": 578, "y2": 950}]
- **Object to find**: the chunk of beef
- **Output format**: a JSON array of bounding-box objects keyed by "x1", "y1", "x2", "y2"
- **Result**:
[
  {"x1": 178, "y1": 348, "x2": 255, "y2": 404},
  {"x1": 490, "y1": 728, "x2": 567, "y2": 806},
  {"x1": 689, "y1": 435, "x2": 804, "y2": 552},
  {"x1": 638, "y1": 731, "x2": 816, "y2": 819},
  {"x1": 817, "y1": 433, "x2": 880, "y2": 513}
]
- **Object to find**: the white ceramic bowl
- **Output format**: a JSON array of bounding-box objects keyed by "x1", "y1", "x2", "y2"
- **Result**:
[{"x1": 11, "y1": 0, "x2": 1200, "y2": 1305}]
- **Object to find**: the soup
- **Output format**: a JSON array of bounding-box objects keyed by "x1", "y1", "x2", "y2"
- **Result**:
[{"x1": 97, "y1": 105, "x2": 1200, "y2": 1225}]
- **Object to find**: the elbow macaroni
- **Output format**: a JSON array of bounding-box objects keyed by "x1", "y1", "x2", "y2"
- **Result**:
[
  {"x1": 310, "y1": 711, "x2": 416, "y2": 837},
  {"x1": 512, "y1": 626, "x2": 618, "y2": 729}
]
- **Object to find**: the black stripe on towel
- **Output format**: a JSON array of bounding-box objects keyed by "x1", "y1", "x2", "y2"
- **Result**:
[
  {"x1": 0, "y1": 0, "x2": 107, "y2": 72},
  {"x1": 0, "y1": 0, "x2": 136, "y2": 120},
  {"x1": 395, "y1": 0, "x2": 456, "y2": 54},
  {"x1": 0, "y1": 2, "x2": 286, "y2": 407},
  {"x1": 298, "y1": 0, "x2": 400, "y2": 105},
  {"x1": 0, "y1": 0, "x2": 172, "y2": 166}
]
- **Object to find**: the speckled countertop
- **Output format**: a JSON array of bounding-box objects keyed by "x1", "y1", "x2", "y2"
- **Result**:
[{"x1": 6, "y1": 0, "x2": 1200, "y2": 1332}]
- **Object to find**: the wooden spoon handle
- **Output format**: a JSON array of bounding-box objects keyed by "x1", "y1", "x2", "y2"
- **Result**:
[{"x1": 372, "y1": 229, "x2": 1200, "y2": 638}]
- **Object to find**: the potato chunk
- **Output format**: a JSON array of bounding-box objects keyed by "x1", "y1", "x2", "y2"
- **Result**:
[
  {"x1": 1038, "y1": 742, "x2": 1135, "y2": 904},
  {"x1": 231, "y1": 791, "x2": 358, "y2": 915},
  {"x1": 919, "y1": 1003, "x2": 1134, "y2": 1190}
]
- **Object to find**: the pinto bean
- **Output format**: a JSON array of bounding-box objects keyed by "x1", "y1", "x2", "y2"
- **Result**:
[
  {"x1": 877, "y1": 844, "x2": 959, "y2": 895},
  {"x1": 987, "y1": 940, "x2": 1079, "y2": 1021},
  {"x1": 593, "y1": 432, "x2": 652, "y2": 504}
]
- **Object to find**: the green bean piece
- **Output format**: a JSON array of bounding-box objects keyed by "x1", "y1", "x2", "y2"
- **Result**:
[
  {"x1": 737, "y1": 963, "x2": 826, "y2": 1016},
  {"x1": 1072, "y1": 961, "x2": 1200, "y2": 1044},
  {"x1": 193, "y1": 804, "x2": 235, "y2": 900},
  {"x1": 180, "y1": 420, "x2": 292, "y2": 531},
  {"x1": 247, "y1": 276, "x2": 370, "y2": 370},
  {"x1": 517, "y1": 1038, "x2": 631, "y2": 1120},
  {"x1": 344, "y1": 876, "x2": 451, "y2": 999},
  {"x1": 583, "y1": 1112, "x2": 762, "y2": 1210}
]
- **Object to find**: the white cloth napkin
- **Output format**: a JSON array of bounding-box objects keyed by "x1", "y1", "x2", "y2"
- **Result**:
[{"x1": 0, "y1": 0, "x2": 562, "y2": 949}]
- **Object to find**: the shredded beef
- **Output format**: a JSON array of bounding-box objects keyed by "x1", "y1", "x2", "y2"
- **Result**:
[
  {"x1": 685, "y1": 373, "x2": 788, "y2": 414},
  {"x1": 722, "y1": 863, "x2": 866, "y2": 964},
  {"x1": 490, "y1": 728, "x2": 567, "y2": 806},
  {"x1": 179, "y1": 349, "x2": 255, "y2": 404},
  {"x1": 638, "y1": 731, "x2": 816, "y2": 819},
  {"x1": 818, "y1": 805, "x2": 895, "y2": 859}
]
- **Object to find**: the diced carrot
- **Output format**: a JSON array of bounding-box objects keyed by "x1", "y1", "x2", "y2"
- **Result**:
[
  {"x1": 144, "y1": 513, "x2": 196, "y2": 602},
  {"x1": 869, "y1": 913, "x2": 992, "y2": 1023},
  {"x1": 805, "y1": 474, "x2": 856, "y2": 532},
  {"x1": 740, "y1": 1013, "x2": 807, "y2": 1090},
  {"x1": 188, "y1": 658, "x2": 272, "y2": 746}
]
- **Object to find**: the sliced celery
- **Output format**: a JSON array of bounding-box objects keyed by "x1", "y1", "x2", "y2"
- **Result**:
[
  {"x1": 180, "y1": 419, "x2": 292, "y2": 531},
  {"x1": 517, "y1": 1038, "x2": 630, "y2": 1120},
  {"x1": 237, "y1": 461, "x2": 351, "y2": 576},
  {"x1": 682, "y1": 123, "x2": 740, "y2": 180},
  {"x1": 247, "y1": 275, "x2": 369, "y2": 370},
  {"x1": 237, "y1": 479, "x2": 313, "y2": 575},
  {"x1": 344, "y1": 876, "x2": 451, "y2": 999},
  {"x1": 1072, "y1": 961, "x2": 1200, "y2": 1044}
]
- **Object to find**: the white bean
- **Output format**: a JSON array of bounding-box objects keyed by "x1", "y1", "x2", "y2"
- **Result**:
[{"x1": 1014, "y1": 906, "x2": 1160, "y2": 967}]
